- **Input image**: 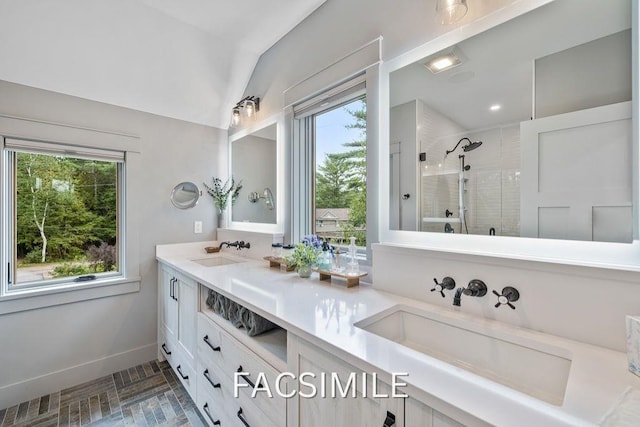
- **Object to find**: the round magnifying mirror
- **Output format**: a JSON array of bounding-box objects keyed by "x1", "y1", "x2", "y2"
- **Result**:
[{"x1": 170, "y1": 182, "x2": 201, "y2": 209}]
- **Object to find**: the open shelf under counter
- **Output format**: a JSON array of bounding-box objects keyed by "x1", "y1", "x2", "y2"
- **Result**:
[{"x1": 198, "y1": 283, "x2": 288, "y2": 372}]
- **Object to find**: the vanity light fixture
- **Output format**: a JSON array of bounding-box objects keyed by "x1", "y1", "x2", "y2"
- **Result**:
[
  {"x1": 424, "y1": 47, "x2": 464, "y2": 74},
  {"x1": 435, "y1": 0, "x2": 468, "y2": 25},
  {"x1": 230, "y1": 95, "x2": 260, "y2": 127}
]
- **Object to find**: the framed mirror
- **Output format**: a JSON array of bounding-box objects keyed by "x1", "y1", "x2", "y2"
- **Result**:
[
  {"x1": 379, "y1": 0, "x2": 640, "y2": 269},
  {"x1": 229, "y1": 114, "x2": 284, "y2": 232},
  {"x1": 170, "y1": 181, "x2": 201, "y2": 209}
]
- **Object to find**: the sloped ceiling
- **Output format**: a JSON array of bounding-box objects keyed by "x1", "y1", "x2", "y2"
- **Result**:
[{"x1": 0, "y1": 0, "x2": 326, "y2": 129}]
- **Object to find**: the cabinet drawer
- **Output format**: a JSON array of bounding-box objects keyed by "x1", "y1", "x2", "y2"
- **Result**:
[
  {"x1": 158, "y1": 329, "x2": 176, "y2": 367},
  {"x1": 228, "y1": 389, "x2": 279, "y2": 427},
  {"x1": 172, "y1": 347, "x2": 196, "y2": 397},
  {"x1": 197, "y1": 313, "x2": 224, "y2": 366},
  {"x1": 220, "y1": 332, "x2": 286, "y2": 424},
  {"x1": 196, "y1": 376, "x2": 229, "y2": 427}
]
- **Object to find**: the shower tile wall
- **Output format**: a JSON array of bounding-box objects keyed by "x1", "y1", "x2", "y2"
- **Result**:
[{"x1": 418, "y1": 99, "x2": 521, "y2": 236}]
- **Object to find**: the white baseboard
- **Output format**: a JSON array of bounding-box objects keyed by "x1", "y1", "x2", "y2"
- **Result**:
[{"x1": 0, "y1": 342, "x2": 157, "y2": 409}]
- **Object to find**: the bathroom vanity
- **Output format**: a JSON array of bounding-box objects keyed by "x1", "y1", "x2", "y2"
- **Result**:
[{"x1": 157, "y1": 241, "x2": 640, "y2": 427}]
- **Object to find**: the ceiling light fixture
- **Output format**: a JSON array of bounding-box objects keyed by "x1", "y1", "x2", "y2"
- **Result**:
[
  {"x1": 490, "y1": 104, "x2": 501, "y2": 111},
  {"x1": 230, "y1": 95, "x2": 260, "y2": 127},
  {"x1": 435, "y1": 0, "x2": 468, "y2": 25},
  {"x1": 424, "y1": 47, "x2": 464, "y2": 74}
]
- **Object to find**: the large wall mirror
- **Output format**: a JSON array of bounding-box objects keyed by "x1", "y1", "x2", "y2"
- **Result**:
[
  {"x1": 380, "y1": 0, "x2": 640, "y2": 268},
  {"x1": 229, "y1": 115, "x2": 284, "y2": 232}
]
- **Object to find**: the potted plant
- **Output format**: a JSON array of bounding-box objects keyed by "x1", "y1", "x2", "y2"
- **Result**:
[
  {"x1": 286, "y1": 242, "x2": 320, "y2": 278},
  {"x1": 203, "y1": 176, "x2": 242, "y2": 228}
]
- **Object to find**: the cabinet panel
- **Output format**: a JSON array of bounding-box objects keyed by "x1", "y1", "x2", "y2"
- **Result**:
[
  {"x1": 177, "y1": 276, "x2": 197, "y2": 361},
  {"x1": 160, "y1": 266, "x2": 178, "y2": 342},
  {"x1": 289, "y1": 335, "x2": 403, "y2": 427}
]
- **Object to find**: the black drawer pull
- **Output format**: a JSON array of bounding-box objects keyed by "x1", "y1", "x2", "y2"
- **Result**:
[
  {"x1": 237, "y1": 408, "x2": 250, "y2": 427},
  {"x1": 203, "y1": 335, "x2": 221, "y2": 352},
  {"x1": 383, "y1": 411, "x2": 396, "y2": 427},
  {"x1": 203, "y1": 369, "x2": 221, "y2": 389},
  {"x1": 236, "y1": 366, "x2": 262, "y2": 389},
  {"x1": 161, "y1": 343, "x2": 171, "y2": 355},
  {"x1": 176, "y1": 365, "x2": 189, "y2": 380},
  {"x1": 202, "y1": 403, "x2": 221, "y2": 426}
]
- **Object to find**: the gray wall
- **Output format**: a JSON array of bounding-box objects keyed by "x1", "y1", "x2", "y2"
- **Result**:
[
  {"x1": 240, "y1": 0, "x2": 515, "y2": 123},
  {"x1": 0, "y1": 80, "x2": 225, "y2": 407},
  {"x1": 232, "y1": 134, "x2": 277, "y2": 224},
  {"x1": 535, "y1": 29, "x2": 632, "y2": 117}
]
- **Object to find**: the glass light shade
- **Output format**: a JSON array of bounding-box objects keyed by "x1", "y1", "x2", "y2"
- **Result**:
[
  {"x1": 231, "y1": 107, "x2": 241, "y2": 127},
  {"x1": 435, "y1": 0, "x2": 468, "y2": 25},
  {"x1": 244, "y1": 99, "x2": 256, "y2": 118}
]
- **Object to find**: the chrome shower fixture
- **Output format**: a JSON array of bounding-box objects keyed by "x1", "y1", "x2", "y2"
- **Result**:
[{"x1": 445, "y1": 137, "x2": 483, "y2": 157}]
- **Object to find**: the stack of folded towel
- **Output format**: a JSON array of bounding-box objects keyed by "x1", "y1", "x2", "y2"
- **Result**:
[{"x1": 206, "y1": 289, "x2": 277, "y2": 336}]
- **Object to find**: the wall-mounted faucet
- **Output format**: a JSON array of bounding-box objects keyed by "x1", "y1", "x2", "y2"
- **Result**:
[
  {"x1": 453, "y1": 279, "x2": 487, "y2": 306},
  {"x1": 219, "y1": 240, "x2": 251, "y2": 250}
]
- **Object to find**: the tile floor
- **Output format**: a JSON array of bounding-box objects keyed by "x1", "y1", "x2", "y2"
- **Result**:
[{"x1": 0, "y1": 360, "x2": 205, "y2": 427}]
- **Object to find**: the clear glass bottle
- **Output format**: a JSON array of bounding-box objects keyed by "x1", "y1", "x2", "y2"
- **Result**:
[
  {"x1": 271, "y1": 243, "x2": 282, "y2": 258},
  {"x1": 281, "y1": 244, "x2": 294, "y2": 270},
  {"x1": 346, "y1": 236, "x2": 360, "y2": 276}
]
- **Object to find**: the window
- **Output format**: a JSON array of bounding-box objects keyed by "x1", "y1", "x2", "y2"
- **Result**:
[
  {"x1": 314, "y1": 97, "x2": 367, "y2": 248},
  {"x1": 292, "y1": 76, "x2": 370, "y2": 258},
  {"x1": 2, "y1": 138, "x2": 124, "y2": 291}
]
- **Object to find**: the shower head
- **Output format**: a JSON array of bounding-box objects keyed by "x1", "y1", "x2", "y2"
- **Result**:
[
  {"x1": 463, "y1": 140, "x2": 483, "y2": 152},
  {"x1": 445, "y1": 137, "x2": 483, "y2": 156}
]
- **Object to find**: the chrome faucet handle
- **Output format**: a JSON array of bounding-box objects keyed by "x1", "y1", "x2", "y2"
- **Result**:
[
  {"x1": 492, "y1": 286, "x2": 520, "y2": 309},
  {"x1": 463, "y1": 279, "x2": 487, "y2": 297},
  {"x1": 430, "y1": 277, "x2": 456, "y2": 298}
]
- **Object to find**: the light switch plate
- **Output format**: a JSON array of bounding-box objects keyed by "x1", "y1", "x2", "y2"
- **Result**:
[{"x1": 194, "y1": 221, "x2": 203, "y2": 234}]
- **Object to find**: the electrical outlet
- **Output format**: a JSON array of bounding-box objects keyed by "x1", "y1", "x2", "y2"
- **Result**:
[{"x1": 194, "y1": 221, "x2": 203, "y2": 234}]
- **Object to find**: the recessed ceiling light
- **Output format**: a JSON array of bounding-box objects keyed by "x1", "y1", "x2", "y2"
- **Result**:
[
  {"x1": 423, "y1": 47, "x2": 465, "y2": 74},
  {"x1": 490, "y1": 104, "x2": 501, "y2": 111}
]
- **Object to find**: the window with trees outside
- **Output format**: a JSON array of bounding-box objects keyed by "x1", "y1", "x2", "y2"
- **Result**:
[
  {"x1": 3, "y1": 139, "x2": 123, "y2": 290},
  {"x1": 314, "y1": 96, "x2": 367, "y2": 249}
]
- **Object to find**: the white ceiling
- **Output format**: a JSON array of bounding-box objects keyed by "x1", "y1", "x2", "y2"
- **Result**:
[
  {"x1": 0, "y1": 0, "x2": 326, "y2": 129},
  {"x1": 390, "y1": 0, "x2": 631, "y2": 131}
]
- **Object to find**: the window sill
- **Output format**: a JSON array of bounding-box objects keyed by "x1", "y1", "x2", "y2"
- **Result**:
[{"x1": 0, "y1": 277, "x2": 141, "y2": 315}]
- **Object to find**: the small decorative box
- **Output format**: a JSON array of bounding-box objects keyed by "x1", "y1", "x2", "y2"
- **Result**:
[{"x1": 627, "y1": 315, "x2": 640, "y2": 377}]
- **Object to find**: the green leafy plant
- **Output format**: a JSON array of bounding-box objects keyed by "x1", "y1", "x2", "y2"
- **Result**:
[
  {"x1": 285, "y1": 242, "x2": 320, "y2": 269},
  {"x1": 51, "y1": 262, "x2": 93, "y2": 278},
  {"x1": 203, "y1": 177, "x2": 242, "y2": 212}
]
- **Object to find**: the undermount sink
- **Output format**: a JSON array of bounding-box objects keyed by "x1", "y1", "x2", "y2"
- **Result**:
[
  {"x1": 191, "y1": 255, "x2": 243, "y2": 267},
  {"x1": 355, "y1": 305, "x2": 572, "y2": 405}
]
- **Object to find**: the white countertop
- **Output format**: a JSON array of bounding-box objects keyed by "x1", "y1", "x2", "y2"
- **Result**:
[{"x1": 157, "y1": 242, "x2": 640, "y2": 427}]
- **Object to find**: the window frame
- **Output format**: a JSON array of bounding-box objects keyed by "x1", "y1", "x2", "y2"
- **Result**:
[
  {"x1": 289, "y1": 72, "x2": 378, "y2": 262},
  {"x1": 0, "y1": 115, "x2": 141, "y2": 313},
  {"x1": 4, "y1": 143, "x2": 125, "y2": 291}
]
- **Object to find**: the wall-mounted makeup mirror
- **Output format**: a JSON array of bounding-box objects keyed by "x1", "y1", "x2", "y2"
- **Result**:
[
  {"x1": 380, "y1": 0, "x2": 640, "y2": 269},
  {"x1": 229, "y1": 116, "x2": 283, "y2": 232},
  {"x1": 170, "y1": 181, "x2": 201, "y2": 209}
]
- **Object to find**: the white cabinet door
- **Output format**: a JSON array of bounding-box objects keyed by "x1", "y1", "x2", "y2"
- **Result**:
[
  {"x1": 177, "y1": 276, "x2": 197, "y2": 361},
  {"x1": 288, "y1": 334, "x2": 403, "y2": 427},
  {"x1": 160, "y1": 266, "x2": 178, "y2": 342}
]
